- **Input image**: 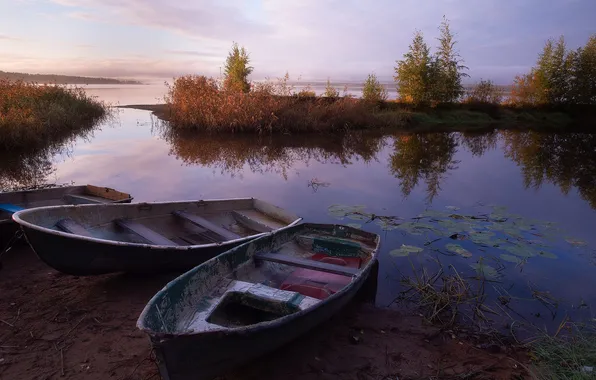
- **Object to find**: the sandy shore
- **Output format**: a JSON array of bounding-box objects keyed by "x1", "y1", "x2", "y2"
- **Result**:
[{"x1": 0, "y1": 245, "x2": 528, "y2": 380}]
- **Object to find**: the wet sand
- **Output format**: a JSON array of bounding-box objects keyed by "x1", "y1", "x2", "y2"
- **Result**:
[{"x1": 0, "y1": 245, "x2": 528, "y2": 380}]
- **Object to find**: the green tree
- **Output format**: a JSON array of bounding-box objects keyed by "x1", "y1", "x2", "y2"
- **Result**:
[
  {"x1": 534, "y1": 36, "x2": 572, "y2": 104},
  {"x1": 223, "y1": 42, "x2": 253, "y2": 93},
  {"x1": 394, "y1": 31, "x2": 433, "y2": 104},
  {"x1": 570, "y1": 34, "x2": 596, "y2": 104},
  {"x1": 323, "y1": 78, "x2": 339, "y2": 97},
  {"x1": 433, "y1": 17, "x2": 468, "y2": 102},
  {"x1": 362, "y1": 73, "x2": 388, "y2": 102}
]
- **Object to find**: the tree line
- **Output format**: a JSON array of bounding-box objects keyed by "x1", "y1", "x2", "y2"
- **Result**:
[
  {"x1": 510, "y1": 36, "x2": 596, "y2": 105},
  {"x1": 223, "y1": 18, "x2": 595, "y2": 106}
]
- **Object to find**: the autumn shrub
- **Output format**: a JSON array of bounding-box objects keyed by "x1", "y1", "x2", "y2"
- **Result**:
[
  {"x1": 165, "y1": 74, "x2": 396, "y2": 133},
  {"x1": 296, "y1": 84, "x2": 316, "y2": 98},
  {"x1": 507, "y1": 72, "x2": 542, "y2": 106},
  {"x1": 0, "y1": 80, "x2": 107, "y2": 151},
  {"x1": 465, "y1": 79, "x2": 503, "y2": 104}
]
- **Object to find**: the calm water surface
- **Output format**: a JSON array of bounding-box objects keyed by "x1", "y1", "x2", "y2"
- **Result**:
[{"x1": 2, "y1": 88, "x2": 595, "y2": 335}]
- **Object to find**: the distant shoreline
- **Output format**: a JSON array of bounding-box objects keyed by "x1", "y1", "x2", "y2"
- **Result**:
[{"x1": 0, "y1": 70, "x2": 143, "y2": 85}]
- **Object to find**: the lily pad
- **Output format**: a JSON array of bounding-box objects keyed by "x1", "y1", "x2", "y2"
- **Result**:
[
  {"x1": 503, "y1": 245, "x2": 535, "y2": 258},
  {"x1": 489, "y1": 206, "x2": 510, "y2": 221},
  {"x1": 469, "y1": 232, "x2": 496, "y2": 245},
  {"x1": 537, "y1": 250, "x2": 558, "y2": 259},
  {"x1": 375, "y1": 219, "x2": 400, "y2": 231},
  {"x1": 419, "y1": 209, "x2": 450, "y2": 219},
  {"x1": 437, "y1": 220, "x2": 462, "y2": 234},
  {"x1": 397, "y1": 221, "x2": 434, "y2": 236},
  {"x1": 566, "y1": 238, "x2": 587, "y2": 247},
  {"x1": 445, "y1": 243, "x2": 472, "y2": 258},
  {"x1": 500, "y1": 254, "x2": 523, "y2": 264},
  {"x1": 390, "y1": 245, "x2": 424, "y2": 257},
  {"x1": 346, "y1": 213, "x2": 370, "y2": 221},
  {"x1": 449, "y1": 214, "x2": 469, "y2": 220},
  {"x1": 470, "y1": 263, "x2": 499, "y2": 279},
  {"x1": 327, "y1": 204, "x2": 367, "y2": 219},
  {"x1": 502, "y1": 226, "x2": 525, "y2": 239}
]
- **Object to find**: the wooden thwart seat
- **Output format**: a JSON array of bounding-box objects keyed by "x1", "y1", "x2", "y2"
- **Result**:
[
  {"x1": 56, "y1": 218, "x2": 93, "y2": 237},
  {"x1": 173, "y1": 210, "x2": 240, "y2": 241},
  {"x1": 254, "y1": 253, "x2": 359, "y2": 277},
  {"x1": 114, "y1": 219, "x2": 178, "y2": 246},
  {"x1": 232, "y1": 210, "x2": 273, "y2": 233},
  {"x1": 62, "y1": 194, "x2": 107, "y2": 205}
]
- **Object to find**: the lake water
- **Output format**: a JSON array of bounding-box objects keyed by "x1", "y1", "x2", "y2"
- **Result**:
[{"x1": 2, "y1": 87, "x2": 595, "y2": 336}]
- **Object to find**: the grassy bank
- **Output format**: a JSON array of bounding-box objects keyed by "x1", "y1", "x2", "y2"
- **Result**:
[
  {"x1": 0, "y1": 80, "x2": 108, "y2": 151},
  {"x1": 122, "y1": 100, "x2": 595, "y2": 134},
  {"x1": 529, "y1": 324, "x2": 596, "y2": 379}
]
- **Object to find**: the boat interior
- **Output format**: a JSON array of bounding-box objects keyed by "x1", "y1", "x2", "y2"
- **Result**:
[
  {"x1": 17, "y1": 198, "x2": 299, "y2": 247},
  {"x1": 141, "y1": 226, "x2": 378, "y2": 334}
]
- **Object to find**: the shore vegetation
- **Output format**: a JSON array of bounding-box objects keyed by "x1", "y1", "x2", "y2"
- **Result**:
[{"x1": 0, "y1": 80, "x2": 108, "y2": 151}]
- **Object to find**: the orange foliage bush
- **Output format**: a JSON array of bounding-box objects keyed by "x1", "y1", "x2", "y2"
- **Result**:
[
  {"x1": 507, "y1": 72, "x2": 542, "y2": 106},
  {"x1": 0, "y1": 80, "x2": 107, "y2": 150},
  {"x1": 165, "y1": 75, "x2": 386, "y2": 133}
]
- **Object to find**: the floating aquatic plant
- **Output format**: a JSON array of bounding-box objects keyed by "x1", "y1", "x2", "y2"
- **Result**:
[
  {"x1": 390, "y1": 244, "x2": 424, "y2": 257},
  {"x1": 445, "y1": 243, "x2": 473, "y2": 258}
]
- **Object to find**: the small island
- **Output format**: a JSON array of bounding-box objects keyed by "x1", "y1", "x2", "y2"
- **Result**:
[{"x1": 127, "y1": 21, "x2": 595, "y2": 134}]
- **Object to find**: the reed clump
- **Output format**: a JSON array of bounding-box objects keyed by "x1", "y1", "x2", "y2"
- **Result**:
[
  {"x1": 0, "y1": 80, "x2": 108, "y2": 151},
  {"x1": 165, "y1": 75, "x2": 399, "y2": 133}
]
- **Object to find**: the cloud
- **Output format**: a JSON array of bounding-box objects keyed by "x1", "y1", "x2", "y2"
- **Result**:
[
  {"x1": 0, "y1": 54, "x2": 216, "y2": 78},
  {"x1": 12, "y1": 0, "x2": 596, "y2": 81},
  {"x1": 165, "y1": 50, "x2": 223, "y2": 59},
  {"x1": 0, "y1": 34, "x2": 22, "y2": 41},
  {"x1": 67, "y1": 11, "x2": 95, "y2": 20},
  {"x1": 50, "y1": 0, "x2": 272, "y2": 41}
]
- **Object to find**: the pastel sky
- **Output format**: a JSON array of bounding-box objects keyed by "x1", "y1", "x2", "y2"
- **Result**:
[{"x1": 0, "y1": 0, "x2": 594, "y2": 83}]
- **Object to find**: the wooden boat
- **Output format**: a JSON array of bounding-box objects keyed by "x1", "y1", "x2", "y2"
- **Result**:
[
  {"x1": 0, "y1": 185, "x2": 132, "y2": 247},
  {"x1": 12, "y1": 198, "x2": 301, "y2": 275},
  {"x1": 137, "y1": 223, "x2": 380, "y2": 380}
]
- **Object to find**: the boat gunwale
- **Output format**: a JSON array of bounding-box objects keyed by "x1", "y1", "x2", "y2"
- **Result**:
[
  {"x1": 1, "y1": 184, "x2": 133, "y2": 223},
  {"x1": 136, "y1": 223, "x2": 380, "y2": 339},
  {"x1": 12, "y1": 198, "x2": 302, "y2": 251},
  {"x1": 0, "y1": 184, "x2": 133, "y2": 203}
]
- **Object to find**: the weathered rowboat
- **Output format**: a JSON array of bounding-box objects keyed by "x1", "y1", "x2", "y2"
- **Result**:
[
  {"x1": 0, "y1": 184, "x2": 132, "y2": 247},
  {"x1": 12, "y1": 198, "x2": 301, "y2": 275},
  {"x1": 137, "y1": 223, "x2": 380, "y2": 380}
]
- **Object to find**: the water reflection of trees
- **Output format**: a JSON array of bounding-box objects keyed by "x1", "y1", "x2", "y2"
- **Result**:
[
  {"x1": 160, "y1": 128, "x2": 388, "y2": 179},
  {"x1": 160, "y1": 122, "x2": 596, "y2": 209},
  {"x1": 0, "y1": 151, "x2": 56, "y2": 191},
  {"x1": 502, "y1": 131, "x2": 596, "y2": 208},
  {"x1": 458, "y1": 131, "x2": 499, "y2": 157},
  {"x1": 388, "y1": 133, "x2": 460, "y2": 201},
  {"x1": 0, "y1": 123, "x2": 97, "y2": 192}
]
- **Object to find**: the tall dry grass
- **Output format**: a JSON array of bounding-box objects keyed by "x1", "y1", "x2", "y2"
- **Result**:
[
  {"x1": 0, "y1": 80, "x2": 108, "y2": 151},
  {"x1": 165, "y1": 75, "x2": 398, "y2": 133}
]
